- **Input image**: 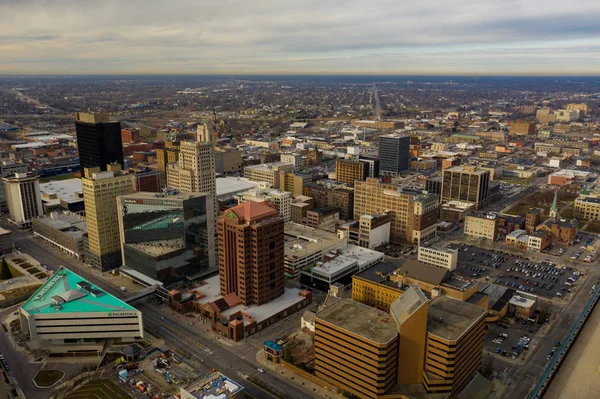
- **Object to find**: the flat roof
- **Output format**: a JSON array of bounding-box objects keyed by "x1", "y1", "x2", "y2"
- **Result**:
[
  {"x1": 40, "y1": 178, "x2": 83, "y2": 205},
  {"x1": 120, "y1": 190, "x2": 204, "y2": 201},
  {"x1": 284, "y1": 223, "x2": 343, "y2": 259},
  {"x1": 396, "y1": 260, "x2": 450, "y2": 286},
  {"x1": 219, "y1": 286, "x2": 306, "y2": 324},
  {"x1": 22, "y1": 267, "x2": 136, "y2": 315},
  {"x1": 427, "y1": 296, "x2": 486, "y2": 341},
  {"x1": 509, "y1": 292, "x2": 536, "y2": 309},
  {"x1": 183, "y1": 371, "x2": 243, "y2": 399},
  {"x1": 317, "y1": 299, "x2": 398, "y2": 344},
  {"x1": 125, "y1": 238, "x2": 185, "y2": 257},
  {"x1": 244, "y1": 162, "x2": 294, "y2": 172},
  {"x1": 34, "y1": 213, "x2": 87, "y2": 237},
  {"x1": 215, "y1": 177, "x2": 260, "y2": 198}
]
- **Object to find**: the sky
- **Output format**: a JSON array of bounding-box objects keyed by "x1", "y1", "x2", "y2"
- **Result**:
[{"x1": 2, "y1": 0, "x2": 600, "y2": 75}]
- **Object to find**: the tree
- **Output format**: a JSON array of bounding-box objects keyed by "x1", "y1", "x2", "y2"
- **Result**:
[{"x1": 0, "y1": 258, "x2": 13, "y2": 280}]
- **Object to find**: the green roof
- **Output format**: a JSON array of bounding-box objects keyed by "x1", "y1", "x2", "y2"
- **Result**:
[{"x1": 22, "y1": 267, "x2": 135, "y2": 315}]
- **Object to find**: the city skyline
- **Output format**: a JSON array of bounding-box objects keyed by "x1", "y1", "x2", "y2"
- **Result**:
[{"x1": 3, "y1": 0, "x2": 600, "y2": 75}]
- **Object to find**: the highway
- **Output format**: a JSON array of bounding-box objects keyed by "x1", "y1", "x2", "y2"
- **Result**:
[{"x1": 9, "y1": 228, "x2": 316, "y2": 399}]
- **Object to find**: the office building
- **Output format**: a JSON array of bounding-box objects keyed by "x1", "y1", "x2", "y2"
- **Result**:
[
  {"x1": 425, "y1": 176, "x2": 442, "y2": 196},
  {"x1": 3, "y1": 172, "x2": 43, "y2": 229},
  {"x1": 464, "y1": 213, "x2": 498, "y2": 241},
  {"x1": 379, "y1": 133, "x2": 410, "y2": 176},
  {"x1": 337, "y1": 212, "x2": 391, "y2": 249},
  {"x1": 131, "y1": 168, "x2": 161, "y2": 193},
  {"x1": 305, "y1": 207, "x2": 339, "y2": 231},
  {"x1": 166, "y1": 139, "x2": 217, "y2": 219},
  {"x1": 441, "y1": 166, "x2": 491, "y2": 210},
  {"x1": 0, "y1": 160, "x2": 28, "y2": 209},
  {"x1": 423, "y1": 296, "x2": 486, "y2": 394},
  {"x1": 117, "y1": 191, "x2": 215, "y2": 282},
  {"x1": 315, "y1": 299, "x2": 399, "y2": 399},
  {"x1": 417, "y1": 246, "x2": 458, "y2": 271},
  {"x1": 440, "y1": 201, "x2": 475, "y2": 223},
  {"x1": 82, "y1": 166, "x2": 133, "y2": 271},
  {"x1": 509, "y1": 121, "x2": 536, "y2": 135},
  {"x1": 236, "y1": 188, "x2": 292, "y2": 221},
  {"x1": 120, "y1": 128, "x2": 140, "y2": 144},
  {"x1": 0, "y1": 227, "x2": 13, "y2": 253},
  {"x1": 19, "y1": 267, "x2": 143, "y2": 357},
  {"x1": 243, "y1": 162, "x2": 294, "y2": 187},
  {"x1": 156, "y1": 143, "x2": 180, "y2": 182},
  {"x1": 32, "y1": 212, "x2": 87, "y2": 260},
  {"x1": 280, "y1": 153, "x2": 303, "y2": 171},
  {"x1": 218, "y1": 202, "x2": 284, "y2": 306},
  {"x1": 335, "y1": 159, "x2": 366, "y2": 186},
  {"x1": 359, "y1": 155, "x2": 380, "y2": 178},
  {"x1": 214, "y1": 148, "x2": 242, "y2": 174},
  {"x1": 74, "y1": 112, "x2": 124, "y2": 172},
  {"x1": 354, "y1": 178, "x2": 438, "y2": 244},
  {"x1": 278, "y1": 171, "x2": 312, "y2": 196},
  {"x1": 290, "y1": 195, "x2": 314, "y2": 224},
  {"x1": 304, "y1": 182, "x2": 354, "y2": 220},
  {"x1": 39, "y1": 178, "x2": 85, "y2": 215}
]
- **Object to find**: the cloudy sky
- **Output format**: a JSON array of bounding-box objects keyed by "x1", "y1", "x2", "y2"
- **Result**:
[{"x1": 2, "y1": 0, "x2": 600, "y2": 75}]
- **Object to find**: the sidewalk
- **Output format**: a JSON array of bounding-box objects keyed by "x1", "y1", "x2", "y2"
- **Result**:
[{"x1": 254, "y1": 349, "x2": 343, "y2": 399}]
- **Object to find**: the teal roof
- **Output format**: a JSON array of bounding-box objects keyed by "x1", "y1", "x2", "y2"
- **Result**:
[{"x1": 21, "y1": 267, "x2": 136, "y2": 315}]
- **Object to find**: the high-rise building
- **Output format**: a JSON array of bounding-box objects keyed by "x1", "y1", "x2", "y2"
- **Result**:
[
  {"x1": 166, "y1": 136, "x2": 217, "y2": 219},
  {"x1": 0, "y1": 160, "x2": 28, "y2": 209},
  {"x1": 75, "y1": 112, "x2": 124, "y2": 172},
  {"x1": 117, "y1": 191, "x2": 215, "y2": 281},
  {"x1": 82, "y1": 166, "x2": 133, "y2": 271},
  {"x1": 303, "y1": 182, "x2": 355, "y2": 220},
  {"x1": 378, "y1": 133, "x2": 410, "y2": 176},
  {"x1": 441, "y1": 166, "x2": 491, "y2": 210},
  {"x1": 354, "y1": 178, "x2": 438, "y2": 244},
  {"x1": 425, "y1": 176, "x2": 442, "y2": 196},
  {"x1": 130, "y1": 168, "x2": 161, "y2": 192},
  {"x1": 315, "y1": 299, "x2": 399, "y2": 399},
  {"x1": 335, "y1": 159, "x2": 366, "y2": 186},
  {"x1": 359, "y1": 155, "x2": 380, "y2": 178},
  {"x1": 218, "y1": 202, "x2": 284, "y2": 306},
  {"x1": 214, "y1": 148, "x2": 242, "y2": 174},
  {"x1": 3, "y1": 172, "x2": 43, "y2": 229}
]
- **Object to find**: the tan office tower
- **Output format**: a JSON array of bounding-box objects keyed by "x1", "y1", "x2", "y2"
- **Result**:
[
  {"x1": 354, "y1": 178, "x2": 438, "y2": 244},
  {"x1": 82, "y1": 166, "x2": 133, "y2": 271},
  {"x1": 423, "y1": 296, "x2": 487, "y2": 394},
  {"x1": 166, "y1": 132, "x2": 217, "y2": 219},
  {"x1": 335, "y1": 159, "x2": 366, "y2": 186},
  {"x1": 217, "y1": 201, "x2": 284, "y2": 306},
  {"x1": 3, "y1": 172, "x2": 43, "y2": 229},
  {"x1": 315, "y1": 299, "x2": 399, "y2": 399}
]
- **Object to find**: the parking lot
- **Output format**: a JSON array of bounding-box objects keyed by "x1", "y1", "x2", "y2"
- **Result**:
[
  {"x1": 449, "y1": 244, "x2": 581, "y2": 299},
  {"x1": 484, "y1": 319, "x2": 542, "y2": 360}
]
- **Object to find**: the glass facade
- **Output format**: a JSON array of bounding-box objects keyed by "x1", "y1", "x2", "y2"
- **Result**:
[{"x1": 120, "y1": 195, "x2": 211, "y2": 281}]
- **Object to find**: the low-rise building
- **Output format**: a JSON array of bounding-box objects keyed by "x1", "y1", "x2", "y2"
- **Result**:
[
  {"x1": 464, "y1": 213, "x2": 498, "y2": 241},
  {"x1": 440, "y1": 201, "x2": 475, "y2": 223},
  {"x1": 0, "y1": 227, "x2": 13, "y2": 253},
  {"x1": 547, "y1": 169, "x2": 592, "y2": 186},
  {"x1": 305, "y1": 207, "x2": 340, "y2": 231},
  {"x1": 508, "y1": 291, "x2": 538, "y2": 320},
  {"x1": 19, "y1": 267, "x2": 143, "y2": 357},
  {"x1": 243, "y1": 162, "x2": 294, "y2": 187},
  {"x1": 418, "y1": 246, "x2": 458, "y2": 271},
  {"x1": 236, "y1": 188, "x2": 292, "y2": 221},
  {"x1": 337, "y1": 212, "x2": 391, "y2": 249},
  {"x1": 32, "y1": 212, "x2": 87, "y2": 260}
]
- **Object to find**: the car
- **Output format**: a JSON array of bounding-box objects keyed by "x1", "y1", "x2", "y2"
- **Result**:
[
  {"x1": 188, "y1": 322, "x2": 194, "y2": 326},
  {"x1": 257, "y1": 368, "x2": 264, "y2": 373},
  {"x1": 546, "y1": 354, "x2": 552, "y2": 361},
  {"x1": 495, "y1": 347, "x2": 501, "y2": 354},
  {"x1": 0, "y1": 355, "x2": 4, "y2": 361},
  {"x1": 160, "y1": 317, "x2": 165, "y2": 321}
]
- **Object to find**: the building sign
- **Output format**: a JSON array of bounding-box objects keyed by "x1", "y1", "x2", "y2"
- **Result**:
[
  {"x1": 159, "y1": 200, "x2": 179, "y2": 206},
  {"x1": 108, "y1": 311, "x2": 138, "y2": 317},
  {"x1": 123, "y1": 199, "x2": 143, "y2": 204}
]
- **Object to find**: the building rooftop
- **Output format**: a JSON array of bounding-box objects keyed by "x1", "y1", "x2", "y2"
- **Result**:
[
  {"x1": 244, "y1": 162, "x2": 294, "y2": 172},
  {"x1": 21, "y1": 267, "x2": 136, "y2": 315},
  {"x1": 181, "y1": 371, "x2": 243, "y2": 399},
  {"x1": 34, "y1": 213, "x2": 87, "y2": 238},
  {"x1": 228, "y1": 201, "x2": 278, "y2": 222},
  {"x1": 390, "y1": 285, "x2": 428, "y2": 328},
  {"x1": 395, "y1": 260, "x2": 451, "y2": 286},
  {"x1": 509, "y1": 292, "x2": 537, "y2": 309},
  {"x1": 40, "y1": 178, "x2": 83, "y2": 205},
  {"x1": 427, "y1": 296, "x2": 486, "y2": 341},
  {"x1": 121, "y1": 190, "x2": 204, "y2": 201},
  {"x1": 284, "y1": 223, "x2": 343, "y2": 260},
  {"x1": 317, "y1": 298, "x2": 398, "y2": 344},
  {"x1": 215, "y1": 177, "x2": 260, "y2": 198},
  {"x1": 125, "y1": 238, "x2": 185, "y2": 257}
]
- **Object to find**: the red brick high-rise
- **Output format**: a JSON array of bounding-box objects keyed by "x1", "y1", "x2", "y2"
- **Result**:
[{"x1": 218, "y1": 201, "x2": 284, "y2": 306}]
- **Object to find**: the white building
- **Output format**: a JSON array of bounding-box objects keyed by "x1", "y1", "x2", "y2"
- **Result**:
[
  {"x1": 0, "y1": 160, "x2": 27, "y2": 208},
  {"x1": 417, "y1": 246, "x2": 458, "y2": 271},
  {"x1": 3, "y1": 172, "x2": 43, "y2": 229},
  {"x1": 555, "y1": 109, "x2": 579, "y2": 122},
  {"x1": 19, "y1": 267, "x2": 143, "y2": 357},
  {"x1": 280, "y1": 153, "x2": 303, "y2": 171},
  {"x1": 236, "y1": 188, "x2": 292, "y2": 221}
]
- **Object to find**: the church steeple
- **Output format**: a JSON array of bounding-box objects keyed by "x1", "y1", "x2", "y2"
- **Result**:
[{"x1": 549, "y1": 190, "x2": 559, "y2": 219}]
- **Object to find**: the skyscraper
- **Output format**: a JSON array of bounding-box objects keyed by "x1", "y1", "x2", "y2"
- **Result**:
[
  {"x1": 217, "y1": 201, "x2": 284, "y2": 306},
  {"x1": 166, "y1": 126, "x2": 217, "y2": 219},
  {"x1": 378, "y1": 133, "x2": 410, "y2": 176},
  {"x1": 3, "y1": 172, "x2": 43, "y2": 229},
  {"x1": 82, "y1": 165, "x2": 133, "y2": 271},
  {"x1": 75, "y1": 113, "x2": 124, "y2": 172}
]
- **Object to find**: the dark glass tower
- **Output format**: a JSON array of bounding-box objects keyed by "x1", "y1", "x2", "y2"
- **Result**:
[
  {"x1": 75, "y1": 113, "x2": 124, "y2": 172},
  {"x1": 378, "y1": 134, "x2": 410, "y2": 176}
]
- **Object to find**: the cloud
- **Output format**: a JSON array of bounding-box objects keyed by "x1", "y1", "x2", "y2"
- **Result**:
[{"x1": 1, "y1": 0, "x2": 600, "y2": 74}]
